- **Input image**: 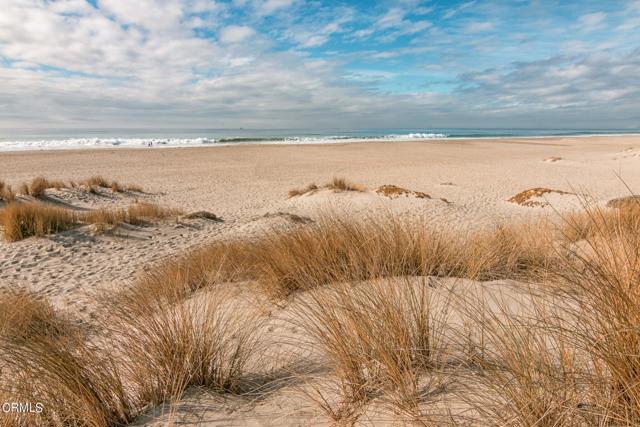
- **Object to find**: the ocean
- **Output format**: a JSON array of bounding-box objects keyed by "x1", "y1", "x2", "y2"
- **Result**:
[{"x1": 0, "y1": 128, "x2": 638, "y2": 151}]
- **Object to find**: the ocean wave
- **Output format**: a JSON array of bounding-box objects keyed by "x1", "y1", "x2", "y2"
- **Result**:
[
  {"x1": 383, "y1": 133, "x2": 448, "y2": 139},
  {"x1": 0, "y1": 137, "x2": 217, "y2": 151},
  {"x1": 0, "y1": 133, "x2": 449, "y2": 152}
]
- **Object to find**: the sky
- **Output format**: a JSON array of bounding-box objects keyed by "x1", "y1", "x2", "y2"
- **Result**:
[{"x1": 1, "y1": 0, "x2": 640, "y2": 130}]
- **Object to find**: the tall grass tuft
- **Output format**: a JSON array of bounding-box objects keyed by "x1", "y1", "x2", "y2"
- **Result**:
[
  {"x1": 294, "y1": 279, "x2": 451, "y2": 424},
  {"x1": 0, "y1": 180, "x2": 16, "y2": 202},
  {"x1": 553, "y1": 202, "x2": 640, "y2": 423},
  {"x1": 0, "y1": 289, "x2": 73, "y2": 342},
  {"x1": 1, "y1": 202, "x2": 77, "y2": 242},
  {"x1": 107, "y1": 284, "x2": 262, "y2": 407},
  {"x1": 1, "y1": 333, "x2": 135, "y2": 426},
  {"x1": 1, "y1": 201, "x2": 181, "y2": 241}
]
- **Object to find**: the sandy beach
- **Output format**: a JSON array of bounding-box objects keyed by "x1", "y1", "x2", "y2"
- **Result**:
[
  {"x1": 2, "y1": 135, "x2": 640, "y2": 425},
  {"x1": 2, "y1": 135, "x2": 640, "y2": 308}
]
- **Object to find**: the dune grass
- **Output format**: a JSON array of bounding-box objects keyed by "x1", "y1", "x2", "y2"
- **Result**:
[
  {"x1": 0, "y1": 289, "x2": 75, "y2": 342},
  {"x1": 0, "y1": 202, "x2": 78, "y2": 242},
  {"x1": 27, "y1": 176, "x2": 68, "y2": 198},
  {"x1": 1, "y1": 201, "x2": 181, "y2": 241},
  {"x1": 82, "y1": 202, "x2": 182, "y2": 232},
  {"x1": 552, "y1": 204, "x2": 640, "y2": 424},
  {"x1": 288, "y1": 177, "x2": 365, "y2": 197},
  {"x1": 0, "y1": 180, "x2": 16, "y2": 202},
  {"x1": 107, "y1": 286, "x2": 262, "y2": 407},
  {"x1": 294, "y1": 278, "x2": 452, "y2": 424},
  {"x1": 4, "y1": 199, "x2": 640, "y2": 425},
  {"x1": 133, "y1": 215, "x2": 557, "y2": 300},
  {"x1": 1, "y1": 283, "x2": 261, "y2": 427},
  {"x1": 4, "y1": 175, "x2": 145, "y2": 198}
]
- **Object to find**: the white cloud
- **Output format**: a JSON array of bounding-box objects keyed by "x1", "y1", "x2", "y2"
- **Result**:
[
  {"x1": 465, "y1": 21, "x2": 494, "y2": 32},
  {"x1": 443, "y1": 1, "x2": 476, "y2": 19},
  {"x1": 0, "y1": 0, "x2": 639, "y2": 130},
  {"x1": 578, "y1": 12, "x2": 607, "y2": 32},
  {"x1": 377, "y1": 8, "x2": 406, "y2": 29},
  {"x1": 253, "y1": 0, "x2": 296, "y2": 16},
  {"x1": 219, "y1": 25, "x2": 256, "y2": 43}
]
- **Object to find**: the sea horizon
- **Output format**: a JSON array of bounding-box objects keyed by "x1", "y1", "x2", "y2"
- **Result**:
[{"x1": 1, "y1": 127, "x2": 639, "y2": 152}]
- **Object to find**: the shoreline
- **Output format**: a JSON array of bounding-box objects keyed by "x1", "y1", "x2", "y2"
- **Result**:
[{"x1": 1, "y1": 132, "x2": 639, "y2": 154}]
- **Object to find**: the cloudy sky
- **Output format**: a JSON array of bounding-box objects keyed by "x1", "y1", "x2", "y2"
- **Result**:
[{"x1": 1, "y1": 0, "x2": 640, "y2": 130}]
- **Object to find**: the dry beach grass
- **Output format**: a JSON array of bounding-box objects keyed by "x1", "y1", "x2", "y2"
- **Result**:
[
  {"x1": 2, "y1": 137, "x2": 640, "y2": 426},
  {"x1": 2, "y1": 198, "x2": 640, "y2": 425}
]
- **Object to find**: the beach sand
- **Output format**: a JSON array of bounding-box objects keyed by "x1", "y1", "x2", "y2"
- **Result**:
[
  {"x1": 2, "y1": 136, "x2": 640, "y2": 309},
  {"x1": 1, "y1": 135, "x2": 640, "y2": 425}
]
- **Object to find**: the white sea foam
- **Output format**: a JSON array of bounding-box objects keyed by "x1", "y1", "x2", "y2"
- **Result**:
[
  {"x1": 0, "y1": 133, "x2": 449, "y2": 152},
  {"x1": 0, "y1": 137, "x2": 219, "y2": 151}
]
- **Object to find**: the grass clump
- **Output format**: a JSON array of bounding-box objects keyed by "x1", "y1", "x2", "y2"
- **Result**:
[
  {"x1": 0, "y1": 181, "x2": 16, "y2": 202},
  {"x1": 126, "y1": 202, "x2": 182, "y2": 225},
  {"x1": 84, "y1": 202, "x2": 183, "y2": 231},
  {"x1": 1, "y1": 201, "x2": 180, "y2": 241},
  {"x1": 553, "y1": 205, "x2": 640, "y2": 423},
  {"x1": 81, "y1": 175, "x2": 144, "y2": 193},
  {"x1": 295, "y1": 279, "x2": 451, "y2": 424},
  {"x1": 288, "y1": 183, "x2": 319, "y2": 198},
  {"x1": 0, "y1": 291, "x2": 131, "y2": 426},
  {"x1": 28, "y1": 176, "x2": 54, "y2": 197},
  {"x1": 288, "y1": 177, "x2": 365, "y2": 198},
  {"x1": 107, "y1": 286, "x2": 262, "y2": 407},
  {"x1": 0, "y1": 289, "x2": 73, "y2": 342},
  {"x1": 1, "y1": 276, "x2": 260, "y2": 426},
  {"x1": 128, "y1": 214, "x2": 557, "y2": 301},
  {"x1": 1, "y1": 202, "x2": 77, "y2": 242},
  {"x1": 325, "y1": 176, "x2": 366, "y2": 192},
  {"x1": 1, "y1": 331, "x2": 135, "y2": 426}
]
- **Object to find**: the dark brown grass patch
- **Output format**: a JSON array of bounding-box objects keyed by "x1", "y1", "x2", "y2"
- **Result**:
[
  {"x1": 508, "y1": 187, "x2": 573, "y2": 207},
  {"x1": 376, "y1": 184, "x2": 431, "y2": 199},
  {"x1": 183, "y1": 211, "x2": 222, "y2": 221}
]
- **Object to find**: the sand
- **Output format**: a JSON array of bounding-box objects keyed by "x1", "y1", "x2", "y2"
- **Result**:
[
  {"x1": 1, "y1": 135, "x2": 640, "y2": 424},
  {"x1": 2, "y1": 135, "x2": 640, "y2": 309}
]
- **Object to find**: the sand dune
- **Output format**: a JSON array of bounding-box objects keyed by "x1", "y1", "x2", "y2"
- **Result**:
[{"x1": 1, "y1": 135, "x2": 640, "y2": 426}]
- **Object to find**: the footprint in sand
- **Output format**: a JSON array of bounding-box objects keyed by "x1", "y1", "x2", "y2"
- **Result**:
[{"x1": 612, "y1": 147, "x2": 640, "y2": 160}]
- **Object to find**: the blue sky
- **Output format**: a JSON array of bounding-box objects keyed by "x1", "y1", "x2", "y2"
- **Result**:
[{"x1": 1, "y1": 0, "x2": 639, "y2": 129}]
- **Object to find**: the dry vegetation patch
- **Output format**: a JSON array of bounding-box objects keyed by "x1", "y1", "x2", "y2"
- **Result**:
[
  {"x1": 0, "y1": 290, "x2": 74, "y2": 342},
  {"x1": 182, "y1": 210, "x2": 222, "y2": 221},
  {"x1": 1, "y1": 201, "x2": 181, "y2": 241},
  {"x1": 288, "y1": 177, "x2": 365, "y2": 198},
  {"x1": 376, "y1": 184, "x2": 431, "y2": 199},
  {"x1": 0, "y1": 202, "x2": 78, "y2": 242},
  {"x1": 5, "y1": 197, "x2": 640, "y2": 425},
  {"x1": 1, "y1": 285, "x2": 261, "y2": 426},
  {"x1": 2, "y1": 175, "x2": 146, "y2": 199},
  {"x1": 124, "y1": 214, "x2": 558, "y2": 301},
  {"x1": 508, "y1": 187, "x2": 573, "y2": 207},
  {"x1": 606, "y1": 195, "x2": 640, "y2": 209},
  {"x1": 0, "y1": 180, "x2": 16, "y2": 202},
  {"x1": 294, "y1": 279, "x2": 452, "y2": 424}
]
